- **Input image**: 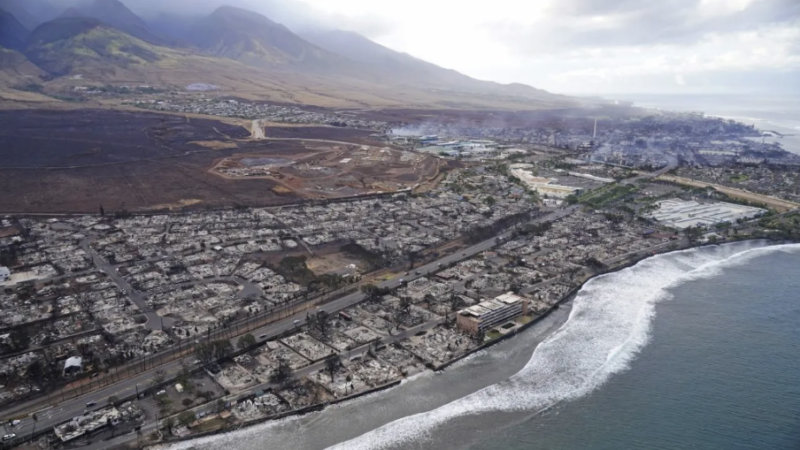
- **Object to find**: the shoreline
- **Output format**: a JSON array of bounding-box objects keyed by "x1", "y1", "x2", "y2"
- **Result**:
[{"x1": 150, "y1": 238, "x2": 790, "y2": 449}]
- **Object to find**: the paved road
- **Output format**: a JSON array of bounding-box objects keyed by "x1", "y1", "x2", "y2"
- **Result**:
[
  {"x1": 79, "y1": 236, "x2": 171, "y2": 331},
  {"x1": 626, "y1": 154, "x2": 679, "y2": 185},
  {"x1": 2, "y1": 206, "x2": 577, "y2": 444}
]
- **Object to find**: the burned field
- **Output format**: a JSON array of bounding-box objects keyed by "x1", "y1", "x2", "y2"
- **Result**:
[
  {"x1": 0, "y1": 110, "x2": 432, "y2": 214},
  {"x1": 0, "y1": 109, "x2": 249, "y2": 168},
  {"x1": 0, "y1": 109, "x2": 289, "y2": 213}
]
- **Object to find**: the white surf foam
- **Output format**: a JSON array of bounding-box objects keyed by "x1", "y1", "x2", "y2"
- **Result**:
[{"x1": 327, "y1": 242, "x2": 800, "y2": 450}]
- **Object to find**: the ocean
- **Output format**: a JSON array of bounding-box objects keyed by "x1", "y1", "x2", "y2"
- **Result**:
[
  {"x1": 608, "y1": 93, "x2": 800, "y2": 156},
  {"x1": 171, "y1": 241, "x2": 800, "y2": 450}
]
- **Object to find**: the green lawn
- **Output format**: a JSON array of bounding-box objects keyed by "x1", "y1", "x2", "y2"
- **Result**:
[{"x1": 486, "y1": 329, "x2": 502, "y2": 340}]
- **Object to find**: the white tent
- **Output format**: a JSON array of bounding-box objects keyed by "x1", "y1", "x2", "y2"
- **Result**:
[{"x1": 64, "y1": 356, "x2": 83, "y2": 374}]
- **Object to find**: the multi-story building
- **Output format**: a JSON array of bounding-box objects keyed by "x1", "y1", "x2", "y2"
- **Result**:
[{"x1": 457, "y1": 292, "x2": 529, "y2": 335}]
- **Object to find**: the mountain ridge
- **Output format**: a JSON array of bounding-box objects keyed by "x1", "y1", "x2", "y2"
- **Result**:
[
  {"x1": 182, "y1": 5, "x2": 344, "y2": 70},
  {"x1": 300, "y1": 29, "x2": 562, "y2": 102},
  {"x1": 1, "y1": 1, "x2": 574, "y2": 110},
  {"x1": 60, "y1": 0, "x2": 166, "y2": 45},
  {"x1": 0, "y1": 6, "x2": 29, "y2": 51}
]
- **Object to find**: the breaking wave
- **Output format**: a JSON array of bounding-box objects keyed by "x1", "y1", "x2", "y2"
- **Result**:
[{"x1": 328, "y1": 242, "x2": 800, "y2": 450}]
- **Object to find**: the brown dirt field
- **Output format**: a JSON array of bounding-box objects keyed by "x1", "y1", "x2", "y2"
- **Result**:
[
  {"x1": 262, "y1": 125, "x2": 375, "y2": 143},
  {"x1": 306, "y1": 253, "x2": 365, "y2": 275},
  {"x1": 188, "y1": 140, "x2": 240, "y2": 150},
  {"x1": 0, "y1": 226, "x2": 20, "y2": 238},
  {"x1": 209, "y1": 140, "x2": 440, "y2": 200}
]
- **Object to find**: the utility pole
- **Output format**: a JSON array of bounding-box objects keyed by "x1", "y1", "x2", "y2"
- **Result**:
[{"x1": 28, "y1": 414, "x2": 38, "y2": 443}]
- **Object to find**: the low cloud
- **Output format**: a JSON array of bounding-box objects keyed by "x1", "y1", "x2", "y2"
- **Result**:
[
  {"x1": 487, "y1": 0, "x2": 800, "y2": 53},
  {"x1": 114, "y1": 0, "x2": 395, "y2": 37}
]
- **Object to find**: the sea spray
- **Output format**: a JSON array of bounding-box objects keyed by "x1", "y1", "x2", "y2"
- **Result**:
[{"x1": 327, "y1": 242, "x2": 800, "y2": 450}]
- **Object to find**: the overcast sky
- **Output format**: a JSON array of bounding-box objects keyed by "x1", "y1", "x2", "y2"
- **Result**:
[
  {"x1": 115, "y1": 0, "x2": 800, "y2": 95},
  {"x1": 288, "y1": 0, "x2": 800, "y2": 95}
]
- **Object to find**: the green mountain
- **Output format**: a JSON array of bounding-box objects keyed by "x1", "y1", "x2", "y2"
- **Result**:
[
  {"x1": 26, "y1": 17, "x2": 161, "y2": 76},
  {"x1": 0, "y1": 45, "x2": 44, "y2": 88}
]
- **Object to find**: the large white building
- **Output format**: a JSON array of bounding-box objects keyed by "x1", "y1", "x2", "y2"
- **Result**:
[
  {"x1": 510, "y1": 165, "x2": 583, "y2": 199},
  {"x1": 646, "y1": 199, "x2": 766, "y2": 229}
]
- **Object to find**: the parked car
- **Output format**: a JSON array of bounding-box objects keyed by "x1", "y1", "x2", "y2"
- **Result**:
[
  {"x1": 85, "y1": 401, "x2": 96, "y2": 407},
  {"x1": 3, "y1": 434, "x2": 16, "y2": 441}
]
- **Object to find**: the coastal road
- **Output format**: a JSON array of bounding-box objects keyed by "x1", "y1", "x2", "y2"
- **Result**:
[
  {"x1": 2, "y1": 206, "x2": 578, "y2": 443},
  {"x1": 654, "y1": 173, "x2": 800, "y2": 212}
]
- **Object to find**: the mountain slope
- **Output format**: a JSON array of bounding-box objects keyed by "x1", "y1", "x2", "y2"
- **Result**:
[
  {"x1": 62, "y1": 0, "x2": 165, "y2": 45},
  {"x1": 183, "y1": 6, "x2": 342, "y2": 69},
  {"x1": 0, "y1": 7, "x2": 29, "y2": 51},
  {"x1": 26, "y1": 17, "x2": 162, "y2": 76},
  {"x1": 14, "y1": 7, "x2": 574, "y2": 110},
  {"x1": 0, "y1": 46, "x2": 45, "y2": 89},
  {"x1": 300, "y1": 29, "x2": 564, "y2": 102}
]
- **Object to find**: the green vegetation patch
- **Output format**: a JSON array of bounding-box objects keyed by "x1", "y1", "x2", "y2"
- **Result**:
[
  {"x1": 486, "y1": 329, "x2": 502, "y2": 340},
  {"x1": 729, "y1": 173, "x2": 750, "y2": 183},
  {"x1": 578, "y1": 183, "x2": 639, "y2": 208}
]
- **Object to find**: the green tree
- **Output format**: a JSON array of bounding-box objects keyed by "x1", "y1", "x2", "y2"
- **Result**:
[
  {"x1": 212, "y1": 340, "x2": 234, "y2": 360},
  {"x1": 684, "y1": 225, "x2": 704, "y2": 244},
  {"x1": 194, "y1": 342, "x2": 215, "y2": 366},
  {"x1": 178, "y1": 411, "x2": 196, "y2": 427},
  {"x1": 237, "y1": 334, "x2": 256, "y2": 350},
  {"x1": 361, "y1": 284, "x2": 389, "y2": 303}
]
